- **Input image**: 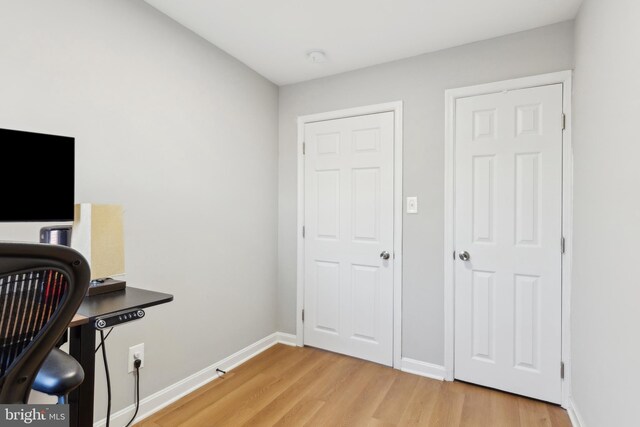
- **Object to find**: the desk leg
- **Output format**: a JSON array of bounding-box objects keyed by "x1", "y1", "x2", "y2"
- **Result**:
[{"x1": 69, "y1": 324, "x2": 95, "y2": 427}]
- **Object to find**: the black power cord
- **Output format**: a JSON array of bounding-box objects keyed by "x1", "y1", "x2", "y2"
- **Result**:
[
  {"x1": 99, "y1": 330, "x2": 141, "y2": 427},
  {"x1": 95, "y1": 328, "x2": 114, "y2": 353},
  {"x1": 99, "y1": 330, "x2": 112, "y2": 427},
  {"x1": 125, "y1": 359, "x2": 142, "y2": 427}
]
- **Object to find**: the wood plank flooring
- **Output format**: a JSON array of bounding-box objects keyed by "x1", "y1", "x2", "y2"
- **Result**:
[{"x1": 136, "y1": 344, "x2": 571, "y2": 427}]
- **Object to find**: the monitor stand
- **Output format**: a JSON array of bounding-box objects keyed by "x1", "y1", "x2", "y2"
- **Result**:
[{"x1": 87, "y1": 278, "x2": 126, "y2": 296}]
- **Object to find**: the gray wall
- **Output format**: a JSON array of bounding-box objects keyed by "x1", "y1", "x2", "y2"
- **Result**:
[
  {"x1": 278, "y1": 21, "x2": 575, "y2": 364},
  {"x1": 572, "y1": 0, "x2": 640, "y2": 425},
  {"x1": 0, "y1": 0, "x2": 279, "y2": 420}
]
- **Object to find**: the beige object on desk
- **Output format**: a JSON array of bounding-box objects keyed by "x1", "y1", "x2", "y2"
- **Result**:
[{"x1": 71, "y1": 203, "x2": 125, "y2": 281}]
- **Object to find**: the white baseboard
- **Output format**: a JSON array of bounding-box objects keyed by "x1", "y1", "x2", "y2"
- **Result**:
[
  {"x1": 94, "y1": 331, "x2": 295, "y2": 427},
  {"x1": 275, "y1": 332, "x2": 297, "y2": 346},
  {"x1": 566, "y1": 397, "x2": 585, "y2": 427},
  {"x1": 400, "y1": 357, "x2": 446, "y2": 381}
]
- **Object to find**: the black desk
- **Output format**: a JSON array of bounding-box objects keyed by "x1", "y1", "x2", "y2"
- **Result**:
[{"x1": 68, "y1": 287, "x2": 173, "y2": 427}]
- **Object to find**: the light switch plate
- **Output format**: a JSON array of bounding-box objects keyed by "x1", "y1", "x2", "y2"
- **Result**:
[{"x1": 407, "y1": 197, "x2": 418, "y2": 214}]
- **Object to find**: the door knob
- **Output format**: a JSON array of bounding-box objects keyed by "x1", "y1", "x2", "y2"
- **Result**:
[
  {"x1": 380, "y1": 251, "x2": 391, "y2": 260},
  {"x1": 458, "y1": 251, "x2": 471, "y2": 261}
]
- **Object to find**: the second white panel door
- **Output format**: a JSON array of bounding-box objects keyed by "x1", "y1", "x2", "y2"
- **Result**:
[
  {"x1": 454, "y1": 84, "x2": 564, "y2": 403},
  {"x1": 304, "y1": 112, "x2": 394, "y2": 366}
]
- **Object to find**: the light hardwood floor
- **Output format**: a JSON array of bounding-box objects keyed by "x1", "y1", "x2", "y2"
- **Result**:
[{"x1": 136, "y1": 344, "x2": 571, "y2": 426}]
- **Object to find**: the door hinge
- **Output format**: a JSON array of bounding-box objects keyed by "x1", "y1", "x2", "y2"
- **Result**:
[
  {"x1": 453, "y1": 251, "x2": 456, "y2": 260},
  {"x1": 561, "y1": 236, "x2": 566, "y2": 254},
  {"x1": 302, "y1": 226, "x2": 305, "y2": 238},
  {"x1": 303, "y1": 142, "x2": 306, "y2": 155},
  {"x1": 302, "y1": 309, "x2": 305, "y2": 322},
  {"x1": 561, "y1": 362, "x2": 565, "y2": 379},
  {"x1": 562, "y1": 113, "x2": 566, "y2": 131}
]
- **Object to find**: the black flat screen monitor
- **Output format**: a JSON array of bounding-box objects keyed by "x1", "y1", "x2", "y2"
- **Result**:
[{"x1": 0, "y1": 128, "x2": 75, "y2": 222}]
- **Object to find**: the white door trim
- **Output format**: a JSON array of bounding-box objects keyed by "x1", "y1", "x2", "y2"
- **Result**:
[
  {"x1": 444, "y1": 71, "x2": 573, "y2": 407},
  {"x1": 296, "y1": 101, "x2": 404, "y2": 368}
]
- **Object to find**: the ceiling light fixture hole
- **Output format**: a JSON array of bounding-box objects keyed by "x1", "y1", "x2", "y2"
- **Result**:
[{"x1": 307, "y1": 50, "x2": 327, "y2": 63}]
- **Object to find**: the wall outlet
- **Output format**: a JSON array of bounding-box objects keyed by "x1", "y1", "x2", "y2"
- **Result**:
[
  {"x1": 407, "y1": 196, "x2": 418, "y2": 214},
  {"x1": 128, "y1": 343, "x2": 145, "y2": 373}
]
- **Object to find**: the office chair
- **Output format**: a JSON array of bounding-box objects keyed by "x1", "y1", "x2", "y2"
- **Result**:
[{"x1": 0, "y1": 242, "x2": 90, "y2": 404}]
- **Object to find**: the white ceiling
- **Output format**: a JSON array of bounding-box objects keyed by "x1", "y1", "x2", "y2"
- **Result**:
[{"x1": 144, "y1": 0, "x2": 582, "y2": 86}]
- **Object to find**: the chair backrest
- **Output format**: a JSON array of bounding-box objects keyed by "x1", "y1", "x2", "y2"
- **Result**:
[{"x1": 0, "y1": 242, "x2": 89, "y2": 403}]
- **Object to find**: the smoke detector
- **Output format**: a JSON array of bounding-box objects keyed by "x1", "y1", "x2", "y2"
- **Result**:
[{"x1": 307, "y1": 50, "x2": 327, "y2": 63}]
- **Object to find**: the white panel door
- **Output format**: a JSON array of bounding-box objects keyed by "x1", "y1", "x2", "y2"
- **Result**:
[
  {"x1": 304, "y1": 112, "x2": 394, "y2": 366},
  {"x1": 454, "y1": 84, "x2": 563, "y2": 403}
]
